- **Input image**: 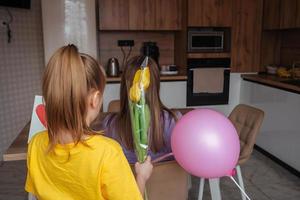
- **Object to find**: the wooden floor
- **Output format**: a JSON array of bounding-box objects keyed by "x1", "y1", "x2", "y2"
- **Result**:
[{"x1": 0, "y1": 161, "x2": 27, "y2": 200}]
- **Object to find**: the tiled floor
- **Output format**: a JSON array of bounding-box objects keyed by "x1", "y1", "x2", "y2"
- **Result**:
[
  {"x1": 188, "y1": 150, "x2": 300, "y2": 200},
  {"x1": 0, "y1": 150, "x2": 299, "y2": 200}
]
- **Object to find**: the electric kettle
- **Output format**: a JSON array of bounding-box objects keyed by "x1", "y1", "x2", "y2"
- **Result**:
[{"x1": 107, "y1": 57, "x2": 120, "y2": 77}]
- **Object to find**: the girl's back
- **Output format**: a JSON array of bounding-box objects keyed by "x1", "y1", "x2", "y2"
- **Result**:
[{"x1": 26, "y1": 131, "x2": 142, "y2": 200}]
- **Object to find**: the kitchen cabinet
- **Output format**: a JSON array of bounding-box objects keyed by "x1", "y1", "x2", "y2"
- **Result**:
[
  {"x1": 280, "y1": 0, "x2": 298, "y2": 29},
  {"x1": 129, "y1": 0, "x2": 156, "y2": 30},
  {"x1": 188, "y1": 0, "x2": 233, "y2": 27},
  {"x1": 99, "y1": 0, "x2": 181, "y2": 30},
  {"x1": 231, "y1": 0, "x2": 263, "y2": 72},
  {"x1": 263, "y1": 0, "x2": 300, "y2": 30},
  {"x1": 263, "y1": 0, "x2": 281, "y2": 29},
  {"x1": 155, "y1": 0, "x2": 182, "y2": 30},
  {"x1": 297, "y1": 1, "x2": 300, "y2": 27},
  {"x1": 99, "y1": 0, "x2": 129, "y2": 30}
]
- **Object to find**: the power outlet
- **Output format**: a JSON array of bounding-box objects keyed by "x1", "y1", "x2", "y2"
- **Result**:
[{"x1": 118, "y1": 40, "x2": 134, "y2": 47}]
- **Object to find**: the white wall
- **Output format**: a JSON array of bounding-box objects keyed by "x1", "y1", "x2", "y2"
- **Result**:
[
  {"x1": 41, "y1": 0, "x2": 97, "y2": 63},
  {"x1": 102, "y1": 81, "x2": 187, "y2": 112},
  {"x1": 103, "y1": 73, "x2": 242, "y2": 115},
  {"x1": 240, "y1": 80, "x2": 300, "y2": 171},
  {"x1": 103, "y1": 83, "x2": 121, "y2": 112},
  {"x1": 0, "y1": 0, "x2": 44, "y2": 158}
]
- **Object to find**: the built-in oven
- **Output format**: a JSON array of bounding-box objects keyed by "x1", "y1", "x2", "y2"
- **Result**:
[
  {"x1": 187, "y1": 58, "x2": 230, "y2": 106},
  {"x1": 187, "y1": 27, "x2": 230, "y2": 53}
]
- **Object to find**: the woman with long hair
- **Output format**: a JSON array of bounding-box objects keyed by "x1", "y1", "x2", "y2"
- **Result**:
[{"x1": 98, "y1": 56, "x2": 181, "y2": 163}]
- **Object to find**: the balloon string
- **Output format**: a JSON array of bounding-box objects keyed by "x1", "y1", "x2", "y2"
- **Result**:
[
  {"x1": 152, "y1": 152, "x2": 173, "y2": 163},
  {"x1": 229, "y1": 176, "x2": 251, "y2": 200}
]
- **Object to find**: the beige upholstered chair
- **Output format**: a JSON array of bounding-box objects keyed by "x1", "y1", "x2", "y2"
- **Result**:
[
  {"x1": 229, "y1": 104, "x2": 265, "y2": 166},
  {"x1": 107, "y1": 99, "x2": 121, "y2": 113},
  {"x1": 229, "y1": 104, "x2": 264, "y2": 200},
  {"x1": 146, "y1": 160, "x2": 188, "y2": 200},
  {"x1": 198, "y1": 104, "x2": 264, "y2": 200}
]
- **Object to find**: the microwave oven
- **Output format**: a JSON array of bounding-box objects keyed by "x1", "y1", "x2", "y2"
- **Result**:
[{"x1": 187, "y1": 28, "x2": 230, "y2": 52}]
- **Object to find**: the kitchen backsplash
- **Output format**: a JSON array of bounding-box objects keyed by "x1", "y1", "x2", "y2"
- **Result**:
[
  {"x1": 99, "y1": 32, "x2": 175, "y2": 71},
  {"x1": 0, "y1": 0, "x2": 44, "y2": 158},
  {"x1": 280, "y1": 30, "x2": 300, "y2": 66}
]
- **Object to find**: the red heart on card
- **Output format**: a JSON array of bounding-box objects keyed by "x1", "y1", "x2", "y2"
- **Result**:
[{"x1": 36, "y1": 104, "x2": 47, "y2": 128}]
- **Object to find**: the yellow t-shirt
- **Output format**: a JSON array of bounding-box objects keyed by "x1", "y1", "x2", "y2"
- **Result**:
[{"x1": 25, "y1": 131, "x2": 142, "y2": 200}]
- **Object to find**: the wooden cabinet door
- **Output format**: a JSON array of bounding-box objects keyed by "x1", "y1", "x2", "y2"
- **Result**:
[
  {"x1": 231, "y1": 0, "x2": 263, "y2": 72},
  {"x1": 280, "y1": 0, "x2": 297, "y2": 29},
  {"x1": 156, "y1": 0, "x2": 182, "y2": 30},
  {"x1": 188, "y1": 0, "x2": 232, "y2": 27},
  {"x1": 216, "y1": 0, "x2": 232, "y2": 27},
  {"x1": 129, "y1": 0, "x2": 156, "y2": 30},
  {"x1": 263, "y1": 0, "x2": 281, "y2": 30},
  {"x1": 99, "y1": 0, "x2": 129, "y2": 30},
  {"x1": 129, "y1": 0, "x2": 181, "y2": 30},
  {"x1": 188, "y1": 0, "x2": 201, "y2": 26},
  {"x1": 297, "y1": 0, "x2": 300, "y2": 27}
]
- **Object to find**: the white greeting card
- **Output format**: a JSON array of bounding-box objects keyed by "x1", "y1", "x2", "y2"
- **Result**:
[{"x1": 28, "y1": 95, "x2": 46, "y2": 142}]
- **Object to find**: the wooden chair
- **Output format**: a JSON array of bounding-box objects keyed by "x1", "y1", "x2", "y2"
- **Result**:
[{"x1": 107, "y1": 99, "x2": 120, "y2": 113}]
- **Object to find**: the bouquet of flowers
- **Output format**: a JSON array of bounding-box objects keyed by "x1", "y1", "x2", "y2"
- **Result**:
[{"x1": 128, "y1": 57, "x2": 151, "y2": 163}]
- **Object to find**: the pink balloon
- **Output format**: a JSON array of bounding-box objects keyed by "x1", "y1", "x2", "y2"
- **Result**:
[{"x1": 171, "y1": 109, "x2": 240, "y2": 178}]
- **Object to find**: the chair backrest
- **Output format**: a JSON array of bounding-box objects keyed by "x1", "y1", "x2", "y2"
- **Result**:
[
  {"x1": 131, "y1": 160, "x2": 189, "y2": 200},
  {"x1": 107, "y1": 99, "x2": 120, "y2": 112},
  {"x1": 228, "y1": 104, "x2": 264, "y2": 165},
  {"x1": 147, "y1": 160, "x2": 188, "y2": 200}
]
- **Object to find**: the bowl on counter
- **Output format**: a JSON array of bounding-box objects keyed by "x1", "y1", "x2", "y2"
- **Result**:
[
  {"x1": 265, "y1": 65, "x2": 278, "y2": 75},
  {"x1": 160, "y1": 64, "x2": 179, "y2": 75}
]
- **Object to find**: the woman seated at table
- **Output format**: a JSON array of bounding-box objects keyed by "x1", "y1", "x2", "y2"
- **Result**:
[{"x1": 96, "y1": 56, "x2": 181, "y2": 163}]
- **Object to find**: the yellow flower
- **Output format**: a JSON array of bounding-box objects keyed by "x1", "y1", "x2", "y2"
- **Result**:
[
  {"x1": 129, "y1": 83, "x2": 141, "y2": 103},
  {"x1": 133, "y1": 67, "x2": 150, "y2": 90}
]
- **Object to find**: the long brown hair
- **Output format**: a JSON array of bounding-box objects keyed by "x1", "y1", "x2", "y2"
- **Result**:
[
  {"x1": 42, "y1": 44, "x2": 106, "y2": 152},
  {"x1": 113, "y1": 56, "x2": 177, "y2": 153}
]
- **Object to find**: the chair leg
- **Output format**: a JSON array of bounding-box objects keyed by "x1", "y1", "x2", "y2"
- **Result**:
[
  {"x1": 188, "y1": 174, "x2": 192, "y2": 190},
  {"x1": 236, "y1": 165, "x2": 247, "y2": 200},
  {"x1": 198, "y1": 178, "x2": 205, "y2": 200},
  {"x1": 28, "y1": 193, "x2": 36, "y2": 200},
  {"x1": 208, "y1": 178, "x2": 222, "y2": 200}
]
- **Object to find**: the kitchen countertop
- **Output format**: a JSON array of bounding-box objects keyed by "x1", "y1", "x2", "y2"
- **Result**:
[
  {"x1": 106, "y1": 72, "x2": 187, "y2": 83},
  {"x1": 242, "y1": 74, "x2": 300, "y2": 94},
  {"x1": 3, "y1": 122, "x2": 29, "y2": 161}
]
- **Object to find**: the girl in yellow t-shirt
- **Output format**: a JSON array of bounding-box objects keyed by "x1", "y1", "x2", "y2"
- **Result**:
[{"x1": 25, "y1": 44, "x2": 152, "y2": 200}]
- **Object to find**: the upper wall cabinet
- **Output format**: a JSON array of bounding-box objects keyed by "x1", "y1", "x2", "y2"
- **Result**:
[
  {"x1": 280, "y1": 0, "x2": 298, "y2": 29},
  {"x1": 155, "y1": 0, "x2": 182, "y2": 30},
  {"x1": 231, "y1": 0, "x2": 263, "y2": 72},
  {"x1": 129, "y1": 0, "x2": 156, "y2": 30},
  {"x1": 99, "y1": 0, "x2": 129, "y2": 30},
  {"x1": 99, "y1": 0, "x2": 182, "y2": 30},
  {"x1": 263, "y1": 0, "x2": 280, "y2": 29},
  {"x1": 263, "y1": 0, "x2": 300, "y2": 30},
  {"x1": 188, "y1": 0, "x2": 233, "y2": 27}
]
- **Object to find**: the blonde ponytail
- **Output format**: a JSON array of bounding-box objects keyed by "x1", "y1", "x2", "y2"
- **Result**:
[{"x1": 42, "y1": 44, "x2": 105, "y2": 152}]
